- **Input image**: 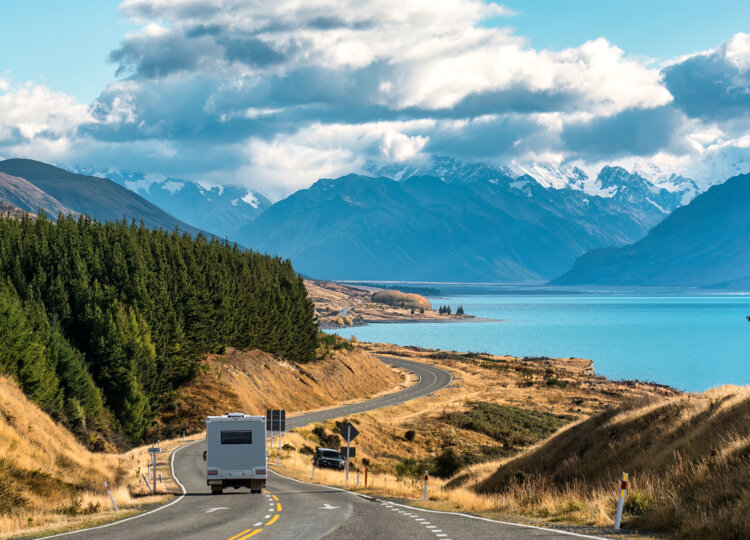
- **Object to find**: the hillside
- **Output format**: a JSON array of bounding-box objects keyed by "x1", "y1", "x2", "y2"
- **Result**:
[
  {"x1": 0, "y1": 215, "x2": 317, "y2": 442},
  {"x1": 553, "y1": 173, "x2": 750, "y2": 287},
  {"x1": 238, "y1": 171, "x2": 677, "y2": 282},
  {"x1": 0, "y1": 159, "x2": 201, "y2": 234},
  {"x1": 156, "y1": 346, "x2": 404, "y2": 436},
  {"x1": 0, "y1": 172, "x2": 77, "y2": 217},
  {"x1": 475, "y1": 386, "x2": 750, "y2": 538}
]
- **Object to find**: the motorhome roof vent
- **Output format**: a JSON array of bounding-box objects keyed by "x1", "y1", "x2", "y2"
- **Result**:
[{"x1": 227, "y1": 412, "x2": 245, "y2": 417}]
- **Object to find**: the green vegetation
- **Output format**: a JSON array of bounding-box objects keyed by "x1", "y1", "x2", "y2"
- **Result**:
[
  {"x1": 0, "y1": 214, "x2": 317, "y2": 441},
  {"x1": 441, "y1": 402, "x2": 575, "y2": 448},
  {"x1": 371, "y1": 289, "x2": 431, "y2": 310},
  {"x1": 318, "y1": 333, "x2": 354, "y2": 353}
]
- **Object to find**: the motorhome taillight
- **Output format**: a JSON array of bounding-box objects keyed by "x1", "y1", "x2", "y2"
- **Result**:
[
  {"x1": 208, "y1": 470, "x2": 218, "y2": 475},
  {"x1": 255, "y1": 469, "x2": 266, "y2": 475}
]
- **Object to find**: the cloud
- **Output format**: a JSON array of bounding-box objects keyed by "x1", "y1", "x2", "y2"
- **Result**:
[
  {"x1": 1, "y1": 2, "x2": 748, "y2": 195},
  {"x1": 663, "y1": 33, "x2": 750, "y2": 122}
]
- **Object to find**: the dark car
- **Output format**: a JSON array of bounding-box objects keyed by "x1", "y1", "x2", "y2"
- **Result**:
[{"x1": 313, "y1": 447, "x2": 345, "y2": 469}]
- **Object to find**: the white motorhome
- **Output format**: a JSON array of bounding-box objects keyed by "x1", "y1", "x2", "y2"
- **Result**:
[{"x1": 205, "y1": 413, "x2": 267, "y2": 494}]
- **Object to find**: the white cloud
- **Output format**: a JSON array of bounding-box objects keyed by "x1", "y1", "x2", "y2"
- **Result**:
[{"x1": 0, "y1": 79, "x2": 90, "y2": 141}]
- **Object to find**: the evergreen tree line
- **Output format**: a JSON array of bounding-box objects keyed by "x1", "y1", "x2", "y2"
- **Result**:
[
  {"x1": 0, "y1": 214, "x2": 317, "y2": 441},
  {"x1": 438, "y1": 305, "x2": 464, "y2": 315}
]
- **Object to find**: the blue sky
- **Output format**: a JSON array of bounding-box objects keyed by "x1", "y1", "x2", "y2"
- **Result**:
[{"x1": 0, "y1": 1, "x2": 748, "y2": 197}]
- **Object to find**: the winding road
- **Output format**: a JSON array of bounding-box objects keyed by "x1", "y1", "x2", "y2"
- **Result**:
[{"x1": 41, "y1": 357, "x2": 603, "y2": 540}]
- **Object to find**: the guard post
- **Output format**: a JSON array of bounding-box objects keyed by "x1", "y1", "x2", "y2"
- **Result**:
[{"x1": 614, "y1": 472, "x2": 628, "y2": 530}]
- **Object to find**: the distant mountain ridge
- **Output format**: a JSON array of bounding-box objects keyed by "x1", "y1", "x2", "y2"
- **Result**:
[
  {"x1": 552, "y1": 173, "x2": 750, "y2": 288},
  {"x1": 0, "y1": 159, "x2": 204, "y2": 235},
  {"x1": 236, "y1": 167, "x2": 686, "y2": 282},
  {"x1": 0, "y1": 172, "x2": 78, "y2": 217},
  {"x1": 76, "y1": 169, "x2": 271, "y2": 240}
]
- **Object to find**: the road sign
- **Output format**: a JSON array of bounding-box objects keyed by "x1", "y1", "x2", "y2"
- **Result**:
[
  {"x1": 266, "y1": 409, "x2": 286, "y2": 432},
  {"x1": 339, "y1": 422, "x2": 359, "y2": 443},
  {"x1": 340, "y1": 447, "x2": 356, "y2": 458}
]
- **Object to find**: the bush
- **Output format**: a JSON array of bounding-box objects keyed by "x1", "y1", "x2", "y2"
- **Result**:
[
  {"x1": 625, "y1": 491, "x2": 653, "y2": 515},
  {"x1": 404, "y1": 429, "x2": 416, "y2": 442},
  {"x1": 433, "y1": 447, "x2": 464, "y2": 478}
]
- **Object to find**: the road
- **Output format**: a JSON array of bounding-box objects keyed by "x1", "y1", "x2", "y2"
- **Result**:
[{"x1": 41, "y1": 357, "x2": 603, "y2": 540}]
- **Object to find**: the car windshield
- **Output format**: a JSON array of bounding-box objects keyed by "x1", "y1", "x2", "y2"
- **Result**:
[{"x1": 321, "y1": 450, "x2": 341, "y2": 459}]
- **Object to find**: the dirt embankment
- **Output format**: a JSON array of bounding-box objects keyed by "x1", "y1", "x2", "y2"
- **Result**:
[
  {"x1": 156, "y1": 346, "x2": 404, "y2": 436},
  {"x1": 305, "y1": 279, "x2": 474, "y2": 328}
]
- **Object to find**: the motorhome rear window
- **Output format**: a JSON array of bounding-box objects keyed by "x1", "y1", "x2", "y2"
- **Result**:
[{"x1": 221, "y1": 431, "x2": 252, "y2": 444}]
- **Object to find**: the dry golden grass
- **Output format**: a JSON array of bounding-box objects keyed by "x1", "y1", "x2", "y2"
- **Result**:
[
  {"x1": 155, "y1": 346, "x2": 403, "y2": 437},
  {"x1": 0, "y1": 376, "x2": 199, "y2": 538},
  {"x1": 478, "y1": 386, "x2": 750, "y2": 538}
]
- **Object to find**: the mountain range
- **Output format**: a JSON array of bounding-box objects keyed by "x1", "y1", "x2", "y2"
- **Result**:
[
  {"x1": 235, "y1": 161, "x2": 698, "y2": 282},
  {"x1": 553, "y1": 173, "x2": 750, "y2": 288},
  {"x1": 1, "y1": 155, "x2": 746, "y2": 288},
  {"x1": 77, "y1": 169, "x2": 271, "y2": 240}
]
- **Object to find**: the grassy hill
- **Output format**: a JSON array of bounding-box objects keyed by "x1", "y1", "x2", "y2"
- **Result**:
[{"x1": 476, "y1": 386, "x2": 750, "y2": 538}]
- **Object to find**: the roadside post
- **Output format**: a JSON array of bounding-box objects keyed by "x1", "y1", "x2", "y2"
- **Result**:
[
  {"x1": 266, "y1": 409, "x2": 286, "y2": 466},
  {"x1": 312, "y1": 460, "x2": 315, "y2": 480},
  {"x1": 356, "y1": 471, "x2": 360, "y2": 487},
  {"x1": 104, "y1": 481, "x2": 119, "y2": 511},
  {"x1": 148, "y1": 447, "x2": 162, "y2": 494},
  {"x1": 423, "y1": 471, "x2": 429, "y2": 501},
  {"x1": 339, "y1": 421, "x2": 359, "y2": 483},
  {"x1": 614, "y1": 472, "x2": 628, "y2": 530},
  {"x1": 365, "y1": 466, "x2": 368, "y2": 487},
  {"x1": 182, "y1": 430, "x2": 185, "y2": 441}
]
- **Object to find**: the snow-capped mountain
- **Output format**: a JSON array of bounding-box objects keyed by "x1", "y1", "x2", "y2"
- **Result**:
[
  {"x1": 75, "y1": 168, "x2": 271, "y2": 240},
  {"x1": 366, "y1": 156, "x2": 697, "y2": 216}
]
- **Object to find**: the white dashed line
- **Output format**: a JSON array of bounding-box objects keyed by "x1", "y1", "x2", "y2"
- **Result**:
[
  {"x1": 253, "y1": 522, "x2": 262, "y2": 526},
  {"x1": 264, "y1": 515, "x2": 271, "y2": 519}
]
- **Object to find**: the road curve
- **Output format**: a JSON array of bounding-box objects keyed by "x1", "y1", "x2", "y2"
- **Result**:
[{"x1": 39, "y1": 356, "x2": 602, "y2": 540}]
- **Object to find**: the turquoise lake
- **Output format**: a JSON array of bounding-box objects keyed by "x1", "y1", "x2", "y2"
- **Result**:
[{"x1": 326, "y1": 295, "x2": 750, "y2": 392}]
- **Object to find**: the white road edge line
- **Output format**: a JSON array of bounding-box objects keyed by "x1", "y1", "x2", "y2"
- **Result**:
[
  {"x1": 268, "y1": 468, "x2": 609, "y2": 540},
  {"x1": 39, "y1": 439, "x2": 202, "y2": 539}
]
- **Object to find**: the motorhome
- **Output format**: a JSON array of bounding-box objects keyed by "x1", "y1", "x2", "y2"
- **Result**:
[{"x1": 205, "y1": 413, "x2": 267, "y2": 494}]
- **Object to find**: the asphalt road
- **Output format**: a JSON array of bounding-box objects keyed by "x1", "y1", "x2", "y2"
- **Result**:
[{"x1": 40, "y1": 356, "x2": 604, "y2": 540}]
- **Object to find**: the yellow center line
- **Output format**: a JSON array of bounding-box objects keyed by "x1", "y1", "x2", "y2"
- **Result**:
[
  {"x1": 266, "y1": 514, "x2": 279, "y2": 526},
  {"x1": 262, "y1": 489, "x2": 270, "y2": 494},
  {"x1": 276, "y1": 502, "x2": 282, "y2": 512},
  {"x1": 237, "y1": 530, "x2": 262, "y2": 540},
  {"x1": 228, "y1": 529, "x2": 253, "y2": 540},
  {"x1": 271, "y1": 495, "x2": 279, "y2": 501}
]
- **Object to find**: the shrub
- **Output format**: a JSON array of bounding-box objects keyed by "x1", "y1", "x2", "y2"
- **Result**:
[
  {"x1": 433, "y1": 447, "x2": 463, "y2": 478},
  {"x1": 404, "y1": 429, "x2": 416, "y2": 442},
  {"x1": 625, "y1": 491, "x2": 653, "y2": 515}
]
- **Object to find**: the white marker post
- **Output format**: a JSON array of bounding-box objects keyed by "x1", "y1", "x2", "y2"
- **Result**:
[
  {"x1": 312, "y1": 460, "x2": 315, "y2": 480},
  {"x1": 104, "y1": 481, "x2": 119, "y2": 511},
  {"x1": 141, "y1": 473, "x2": 152, "y2": 491},
  {"x1": 423, "y1": 471, "x2": 429, "y2": 501},
  {"x1": 277, "y1": 430, "x2": 281, "y2": 465},
  {"x1": 614, "y1": 472, "x2": 628, "y2": 530}
]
